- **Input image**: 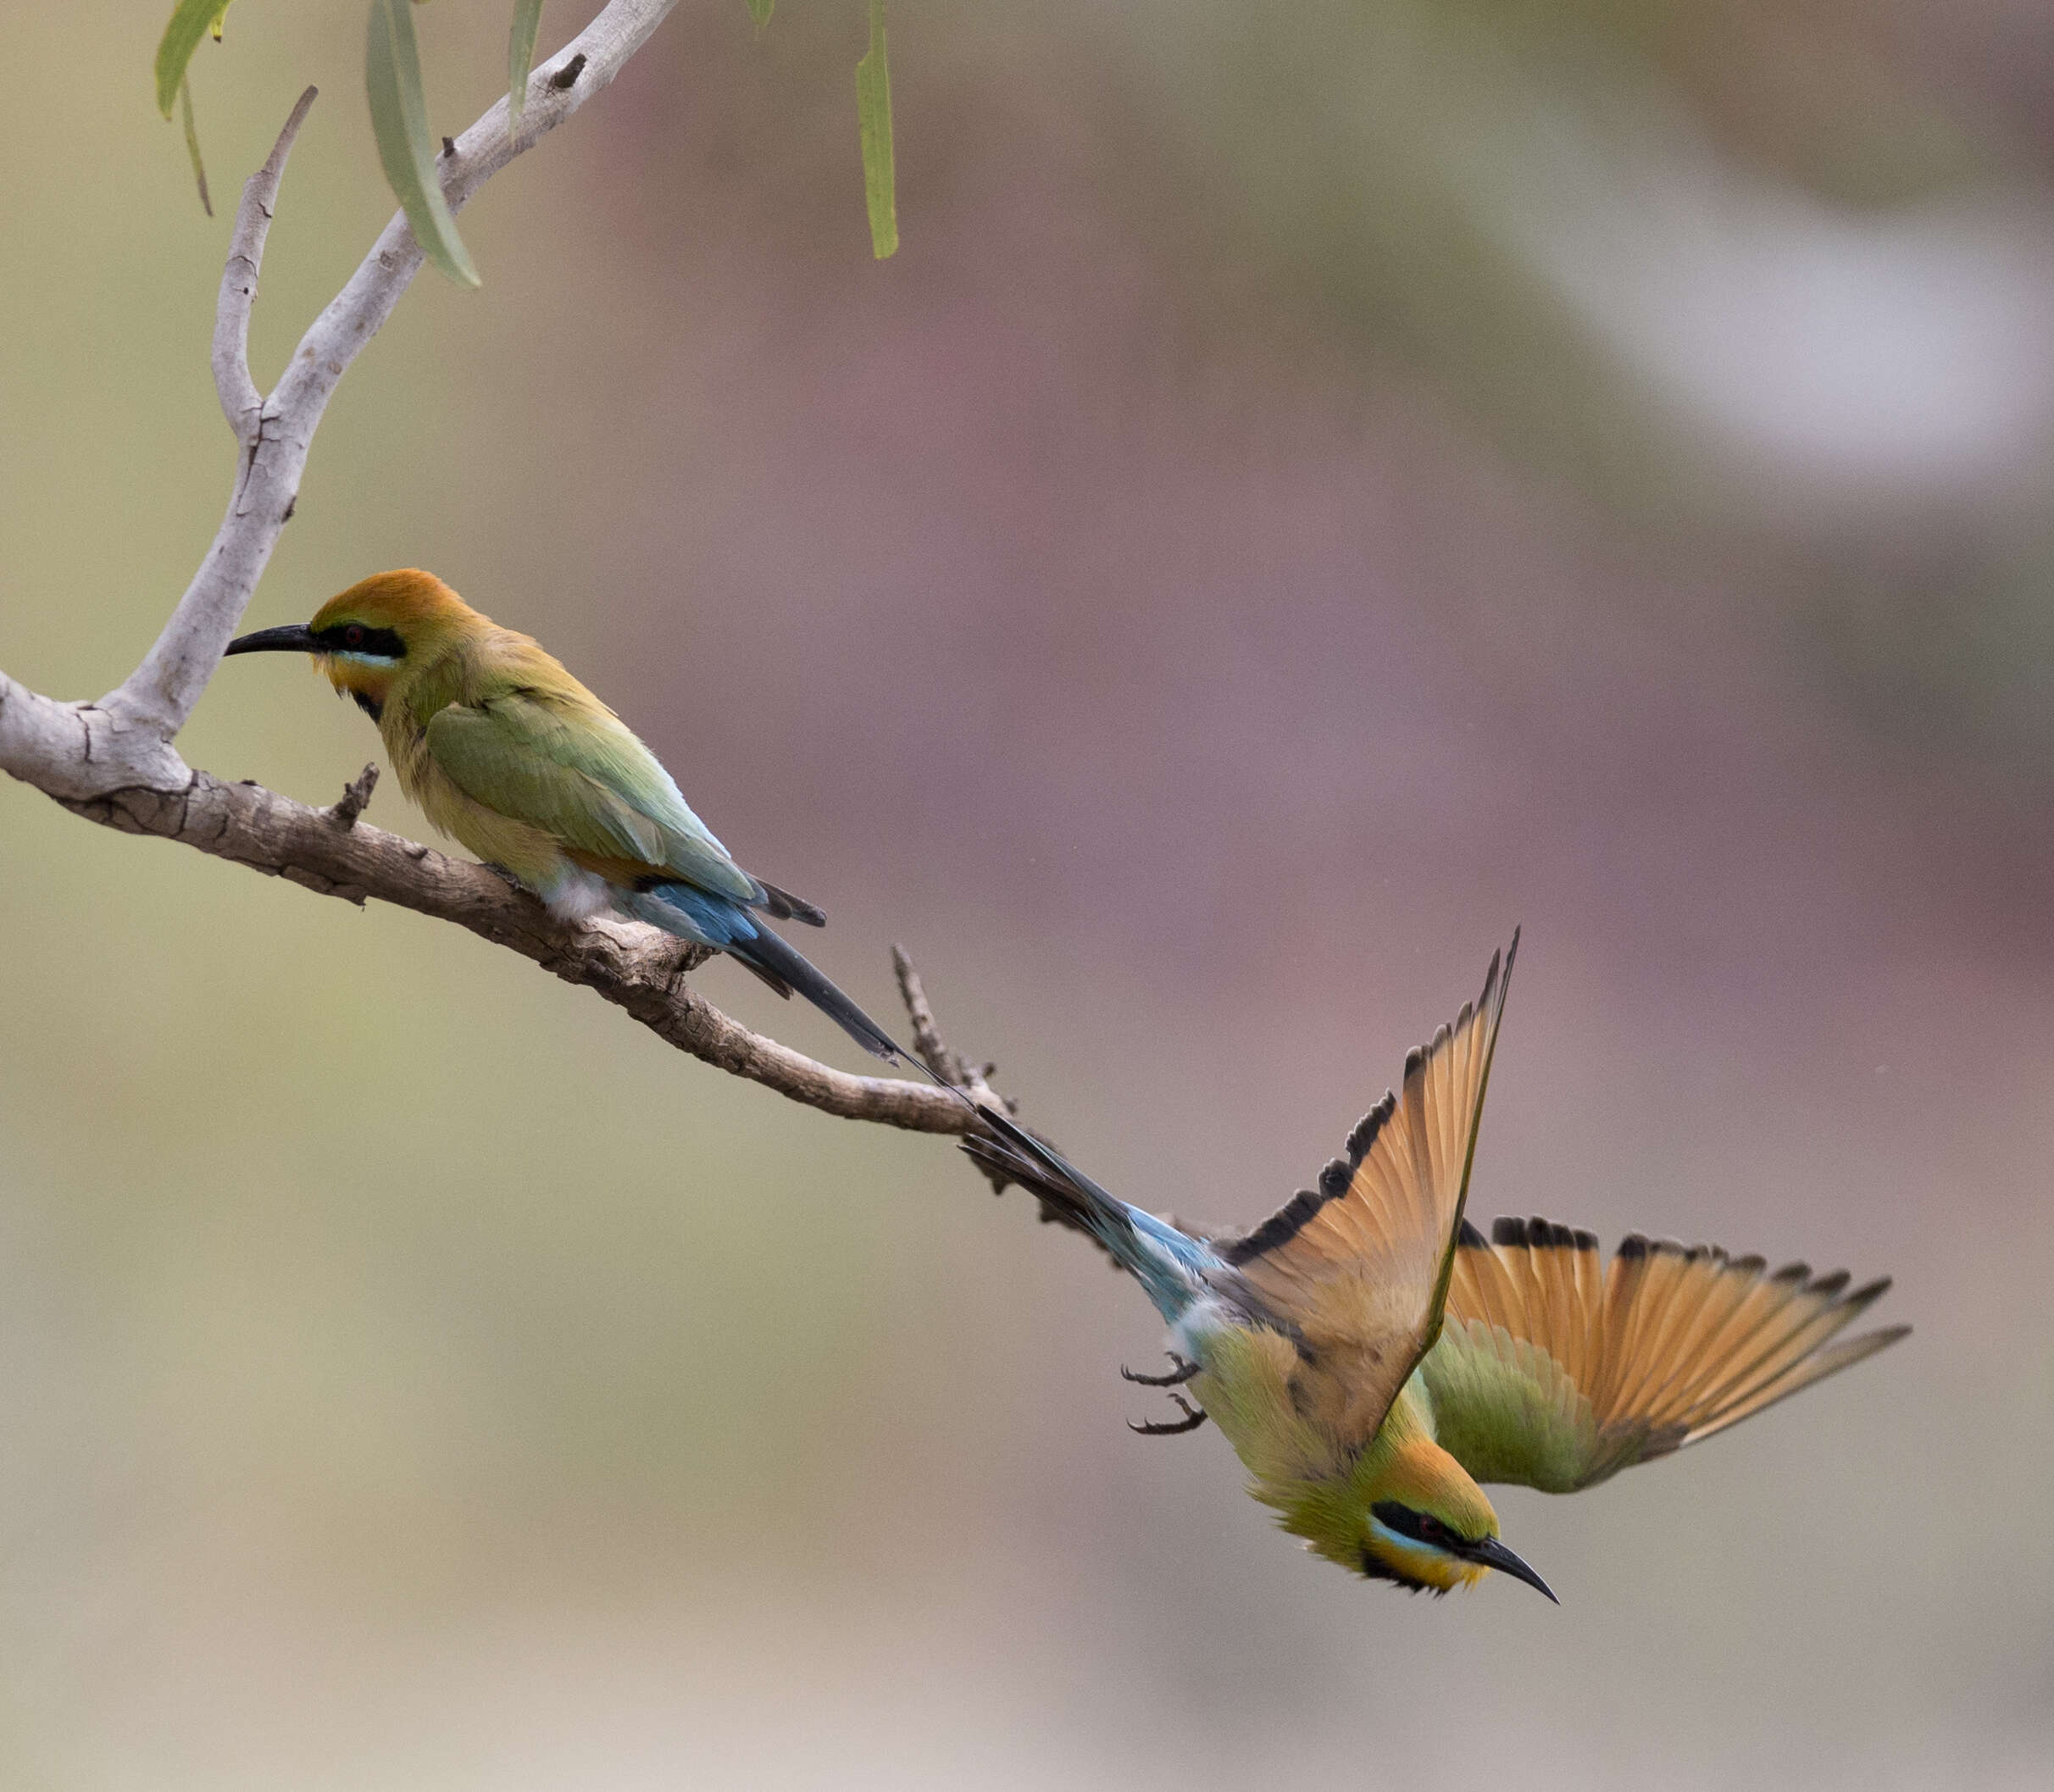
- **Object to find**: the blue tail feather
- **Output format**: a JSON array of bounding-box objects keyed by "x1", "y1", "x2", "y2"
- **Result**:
[
  {"x1": 964, "y1": 1105, "x2": 1219, "y2": 1322},
  {"x1": 619, "y1": 880, "x2": 901, "y2": 1060}
]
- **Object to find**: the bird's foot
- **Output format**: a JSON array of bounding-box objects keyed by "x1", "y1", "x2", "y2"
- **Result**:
[
  {"x1": 1121, "y1": 1354, "x2": 1200, "y2": 1388},
  {"x1": 480, "y1": 861, "x2": 524, "y2": 890},
  {"x1": 1129, "y1": 1394, "x2": 1207, "y2": 1436}
]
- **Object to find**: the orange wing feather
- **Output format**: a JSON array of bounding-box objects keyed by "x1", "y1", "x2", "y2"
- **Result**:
[
  {"x1": 1427, "y1": 1218, "x2": 1907, "y2": 1490},
  {"x1": 1211, "y1": 935, "x2": 1517, "y2": 1451}
]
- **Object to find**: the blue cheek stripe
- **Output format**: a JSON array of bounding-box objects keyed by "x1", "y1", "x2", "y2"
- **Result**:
[
  {"x1": 1367, "y1": 1516, "x2": 1453, "y2": 1578},
  {"x1": 330, "y1": 649, "x2": 402, "y2": 669}
]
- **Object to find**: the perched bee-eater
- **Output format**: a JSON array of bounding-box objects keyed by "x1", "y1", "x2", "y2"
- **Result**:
[
  {"x1": 227, "y1": 569, "x2": 899, "y2": 1057},
  {"x1": 968, "y1": 934, "x2": 1906, "y2": 1601}
]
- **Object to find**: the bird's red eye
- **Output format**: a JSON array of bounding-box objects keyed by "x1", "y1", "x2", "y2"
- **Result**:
[
  {"x1": 1371, "y1": 1500, "x2": 1466, "y2": 1552},
  {"x1": 343, "y1": 624, "x2": 366, "y2": 648}
]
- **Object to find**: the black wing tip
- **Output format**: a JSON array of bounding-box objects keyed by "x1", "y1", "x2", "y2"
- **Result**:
[
  {"x1": 1457, "y1": 1217, "x2": 1489, "y2": 1248},
  {"x1": 755, "y1": 879, "x2": 828, "y2": 927},
  {"x1": 1609, "y1": 1237, "x2": 1901, "y2": 1327},
  {"x1": 1620, "y1": 1231, "x2": 1724, "y2": 1263},
  {"x1": 1230, "y1": 1090, "x2": 1402, "y2": 1264},
  {"x1": 1480, "y1": 927, "x2": 1519, "y2": 1013},
  {"x1": 1229, "y1": 931, "x2": 1518, "y2": 1273},
  {"x1": 1486, "y1": 1214, "x2": 1596, "y2": 1251},
  {"x1": 1305, "y1": 1086, "x2": 1408, "y2": 1204},
  {"x1": 1346, "y1": 1091, "x2": 1398, "y2": 1162},
  {"x1": 1219, "y1": 1187, "x2": 1332, "y2": 1267}
]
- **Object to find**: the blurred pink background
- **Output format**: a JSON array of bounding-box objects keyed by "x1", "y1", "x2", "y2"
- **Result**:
[{"x1": 2, "y1": 2, "x2": 2050, "y2": 1785}]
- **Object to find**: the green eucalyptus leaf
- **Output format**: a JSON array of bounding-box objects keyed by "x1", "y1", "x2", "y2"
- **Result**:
[
  {"x1": 747, "y1": 0, "x2": 774, "y2": 24},
  {"x1": 154, "y1": 0, "x2": 230, "y2": 119},
  {"x1": 855, "y1": 0, "x2": 897, "y2": 259},
  {"x1": 365, "y1": 0, "x2": 480, "y2": 287},
  {"x1": 179, "y1": 74, "x2": 214, "y2": 216},
  {"x1": 508, "y1": 0, "x2": 546, "y2": 132}
]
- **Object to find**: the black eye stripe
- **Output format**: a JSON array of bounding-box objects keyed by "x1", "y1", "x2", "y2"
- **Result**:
[
  {"x1": 314, "y1": 623, "x2": 406, "y2": 659},
  {"x1": 1372, "y1": 1501, "x2": 1471, "y2": 1551}
]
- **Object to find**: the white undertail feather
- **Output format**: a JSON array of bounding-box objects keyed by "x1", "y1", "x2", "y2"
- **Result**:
[{"x1": 539, "y1": 865, "x2": 615, "y2": 924}]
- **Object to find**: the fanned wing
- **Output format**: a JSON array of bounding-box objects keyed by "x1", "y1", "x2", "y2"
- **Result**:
[
  {"x1": 1211, "y1": 935, "x2": 1517, "y2": 1451},
  {"x1": 425, "y1": 688, "x2": 763, "y2": 904},
  {"x1": 1420, "y1": 1217, "x2": 1908, "y2": 1491}
]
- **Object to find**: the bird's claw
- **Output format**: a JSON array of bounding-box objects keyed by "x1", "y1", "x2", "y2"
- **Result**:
[
  {"x1": 1129, "y1": 1393, "x2": 1208, "y2": 1435},
  {"x1": 1121, "y1": 1354, "x2": 1200, "y2": 1387}
]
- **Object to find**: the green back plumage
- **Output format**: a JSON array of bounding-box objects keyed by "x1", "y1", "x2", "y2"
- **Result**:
[{"x1": 421, "y1": 674, "x2": 759, "y2": 903}]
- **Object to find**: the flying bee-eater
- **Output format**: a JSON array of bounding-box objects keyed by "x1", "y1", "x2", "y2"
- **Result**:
[
  {"x1": 967, "y1": 933, "x2": 1907, "y2": 1601},
  {"x1": 226, "y1": 569, "x2": 901, "y2": 1057}
]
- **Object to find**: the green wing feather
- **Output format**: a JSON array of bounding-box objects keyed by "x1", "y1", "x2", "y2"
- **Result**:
[
  {"x1": 424, "y1": 689, "x2": 762, "y2": 904},
  {"x1": 1418, "y1": 1218, "x2": 1907, "y2": 1492}
]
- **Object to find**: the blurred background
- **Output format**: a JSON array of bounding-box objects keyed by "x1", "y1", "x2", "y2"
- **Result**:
[{"x1": 3, "y1": 1, "x2": 2051, "y2": 1784}]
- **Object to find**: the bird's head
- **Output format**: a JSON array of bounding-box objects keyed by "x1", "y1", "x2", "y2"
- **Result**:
[
  {"x1": 1363, "y1": 1432, "x2": 1554, "y2": 1601},
  {"x1": 225, "y1": 569, "x2": 482, "y2": 720},
  {"x1": 1286, "y1": 1423, "x2": 1556, "y2": 1601}
]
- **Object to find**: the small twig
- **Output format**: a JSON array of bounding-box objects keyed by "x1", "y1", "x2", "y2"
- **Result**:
[
  {"x1": 213, "y1": 85, "x2": 317, "y2": 448},
  {"x1": 893, "y1": 943, "x2": 967, "y2": 1085},
  {"x1": 324, "y1": 763, "x2": 379, "y2": 828},
  {"x1": 889, "y1": 943, "x2": 1116, "y2": 1251},
  {"x1": 892, "y1": 946, "x2": 1007, "y2": 1109},
  {"x1": 104, "y1": 0, "x2": 682, "y2": 746}
]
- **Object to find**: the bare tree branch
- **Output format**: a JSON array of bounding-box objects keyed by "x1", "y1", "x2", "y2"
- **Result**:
[
  {"x1": 214, "y1": 84, "x2": 318, "y2": 449},
  {"x1": 135, "y1": 2, "x2": 680, "y2": 738},
  {"x1": 0, "y1": 0, "x2": 1018, "y2": 1142},
  {"x1": 896, "y1": 945, "x2": 969, "y2": 1089},
  {"x1": 5, "y1": 6, "x2": 683, "y2": 795},
  {"x1": 56, "y1": 769, "x2": 978, "y2": 1134},
  {"x1": 892, "y1": 945, "x2": 1009, "y2": 1108}
]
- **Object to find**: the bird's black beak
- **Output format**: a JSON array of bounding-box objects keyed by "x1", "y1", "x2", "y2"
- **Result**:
[
  {"x1": 225, "y1": 623, "x2": 321, "y2": 657},
  {"x1": 1465, "y1": 1534, "x2": 1559, "y2": 1604}
]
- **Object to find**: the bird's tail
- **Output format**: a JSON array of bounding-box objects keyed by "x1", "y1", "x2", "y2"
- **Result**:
[
  {"x1": 727, "y1": 924, "x2": 903, "y2": 1059},
  {"x1": 626, "y1": 882, "x2": 902, "y2": 1060},
  {"x1": 964, "y1": 1105, "x2": 1213, "y2": 1321}
]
